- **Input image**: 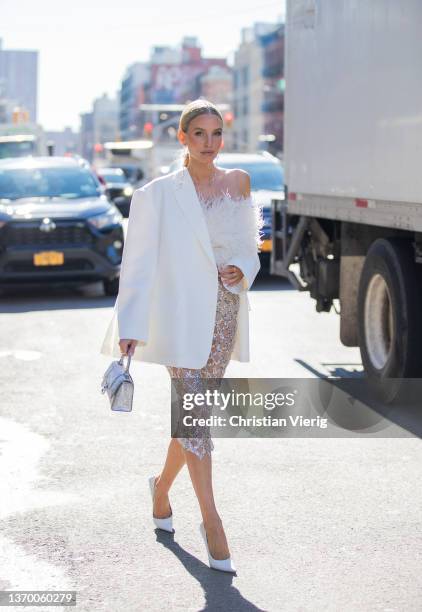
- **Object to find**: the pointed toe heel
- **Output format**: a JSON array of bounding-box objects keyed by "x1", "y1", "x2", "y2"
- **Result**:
[
  {"x1": 148, "y1": 475, "x2": 174, "y2": 533},
  {"x1": 199, "y1": 522, "x2": 236, "y2": 574}
]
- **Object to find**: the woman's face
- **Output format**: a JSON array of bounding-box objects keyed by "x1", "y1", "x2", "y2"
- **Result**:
[{"x1": 178, "y1": 113, "x2": 223, "y2": 164}]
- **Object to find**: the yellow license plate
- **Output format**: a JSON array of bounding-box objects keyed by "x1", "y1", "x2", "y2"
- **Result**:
[
  {"x1": 33, "y1": 251, "x2": 65, "y2": 266},
  {"x1": 260, "y1": 239, "x2": 272, "y2": 253}
]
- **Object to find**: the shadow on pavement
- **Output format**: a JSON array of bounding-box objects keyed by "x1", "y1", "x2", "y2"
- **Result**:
[
  {"x1": 254, "y1": 269, "x2": 294, "y2": 292},
  {"x1": 295, "y1": 359, "x2": 422, "y2": 438},
  {"x1": 0, "y1": 269, "x2": 292, "y2": 313},
  {"x1": 154, "y1": 529, "x2": 265, "y2": 611},
  {"x1": 0, "y1": 281, "x2": 114, "y2": 313}
]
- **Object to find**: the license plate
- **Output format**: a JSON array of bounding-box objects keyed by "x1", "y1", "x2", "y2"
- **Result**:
[
  {"x1": 33, "y1": 251, "x2": 65, "y2": 266},
  {"x1": 260, "y1": 239, "x2": 272, "y2": 253}
]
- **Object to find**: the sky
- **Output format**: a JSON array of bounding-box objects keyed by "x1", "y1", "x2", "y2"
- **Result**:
[{"x1": 1, "y1": 0, "x2": 285, "y2": 132}]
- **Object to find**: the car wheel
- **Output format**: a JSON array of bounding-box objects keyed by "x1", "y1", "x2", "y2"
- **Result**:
[{"x1": 103, "y1": 277, "x2": 119, "y2": 296}]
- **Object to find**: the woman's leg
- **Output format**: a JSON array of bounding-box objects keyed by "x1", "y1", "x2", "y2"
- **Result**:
[
  {"x1": 183, "y1": 446, "x2": 230, "y2": 560},
  {"x1": 160, "y1": 277, "x2": 239, "y2": 557},
  {"x1": 153, "y1": 437, "x2": 230, "y2": 560},
  {"x1": 181, "y1": 278, "x2": 239, "y2": 559},
  {"x1": 153, "y1": 438, "x2": 186, "y2": 519}
]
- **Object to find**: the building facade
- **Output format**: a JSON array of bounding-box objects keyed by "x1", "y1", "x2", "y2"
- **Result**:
[
  {"x1": 200, "y1": 65, "x2": 232, "y2": 105},
  {"x1": 79, "y1": 111, "x2": 94, "y2": 161},
  {"x1": 259, "y1": 24, "x2": 284, "y2": 156},
  {"x1": 148, "y1": 37, "x2": 229, "y2": 106},
  {"x1": 120, "y1": 63, "x2": 150, "y2": 140},
  {"x1": 232, "y1": 22, "x2": 283, "y2": 155},
  {"x1": 118, "y1": 37, "x2": 233, "y2": 154},
  {"x1": 92, "y1": 93, "x2": 119, "y2": 146},
  {"x1": 0, "y1": 38, "x2": 38, "y2": 123},
  {"x1": 45, "y1": 127, "x2": 79, "y2": 157}
]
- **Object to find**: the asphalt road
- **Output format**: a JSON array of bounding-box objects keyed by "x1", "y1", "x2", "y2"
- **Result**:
[{"x1": 0, "y1": 271, "x2": 421, "y2": 612}]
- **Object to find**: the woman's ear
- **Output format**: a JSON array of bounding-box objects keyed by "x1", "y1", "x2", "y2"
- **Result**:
[{"x1": 177, "y1": 128, "x2": 186, "y2": 146}]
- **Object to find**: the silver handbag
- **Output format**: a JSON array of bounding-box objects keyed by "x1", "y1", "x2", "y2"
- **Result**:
[{"x1": 101, "y1": 354, "x2": 134, "y2": 412}]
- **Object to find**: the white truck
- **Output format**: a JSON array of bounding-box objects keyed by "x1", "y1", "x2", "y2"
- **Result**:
[
  {"x1": 0, "y1": 123, "x2": 47, "y2": 158},
  {"x1": 98, "y1": 140, "x2": 155, "y2": 184},
  {"x1": 272, "y1": 0, "x2": 422, "y2": 400}
]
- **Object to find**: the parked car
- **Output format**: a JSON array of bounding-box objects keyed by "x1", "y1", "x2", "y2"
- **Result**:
[
  {"x1": 168, "y1": 152, "x2": 284, "y2": 268},
  {"x1": 0, "y1": 156, "x2": 124, "y2": 295},
  {"x1": 96, "y1": 167, "x2": 134, "y2": 217}
]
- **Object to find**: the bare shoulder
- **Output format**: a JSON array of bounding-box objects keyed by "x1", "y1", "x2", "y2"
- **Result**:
[{"x1": 222, "y1": 168, "x2": 251, "y2": 198}]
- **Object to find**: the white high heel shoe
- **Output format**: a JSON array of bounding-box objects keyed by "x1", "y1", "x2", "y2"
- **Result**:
[
  {"x1": 148, "y1": 476, "x2": 174, "y2": 533},
  {"x1": 199, "y1": 522, "x2": 236, "y2": 573}
]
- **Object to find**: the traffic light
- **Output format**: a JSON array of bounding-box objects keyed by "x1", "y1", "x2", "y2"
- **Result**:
[
  {"x1": 12, "y1": 107, "x2": 29, "y2": 124},
  {"x1": 143, "y1": 122, "x2": 153, "y2": 137},
  {"x1": 224, "y1": 112, "x2": 234, "y2": 128}
]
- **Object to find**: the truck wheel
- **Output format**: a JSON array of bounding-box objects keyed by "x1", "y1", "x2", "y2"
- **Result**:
[
  {"x1": 357, "y1": 238, "x2": 422, "y2": 402},
  {"x1": 103, "y1": 276, "x2": 119, "y2": 296}
]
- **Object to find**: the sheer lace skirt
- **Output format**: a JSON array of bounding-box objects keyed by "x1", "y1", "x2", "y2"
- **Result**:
[{"x1": 166, "y1": 275, "x2": 240, "y2": 460}]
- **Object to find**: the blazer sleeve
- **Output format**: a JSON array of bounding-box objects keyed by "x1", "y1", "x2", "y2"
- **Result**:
[
  {"x1": 116, "y1": 184, "x2": 160, "y2": 344},
  {"x1": 224, "y1": 252, "x2": 261, "y2": 294},
  {"x1": 223, "y1": 197, "x2": 264, "y2": 295}
]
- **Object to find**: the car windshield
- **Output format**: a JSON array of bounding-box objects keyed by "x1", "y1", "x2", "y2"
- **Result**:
[
  {"x1": 218, "y1": 161, "x2": 284, "y2": 191},
  {"x1": 100, "y1": 173, "x2": 127, "y2": 184},
  {"x1": 0, "y1": 166, "x2": 101, "y2": 200}
]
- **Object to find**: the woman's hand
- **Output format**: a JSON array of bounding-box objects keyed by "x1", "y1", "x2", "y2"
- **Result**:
[
  {"x1": 219, "y1": 265, "x2": 244, "y2": 287},
  {"x1": 119, "y1": 339, "x2": 138, "y2": 356}
]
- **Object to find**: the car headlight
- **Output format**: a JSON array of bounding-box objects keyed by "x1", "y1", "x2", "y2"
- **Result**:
[
  {"x1": 87, "y1": 208, "x2": 123, "y2": 230},
  {"x1": 123, "y1": 186, "x2": 134, "y2": 197}
]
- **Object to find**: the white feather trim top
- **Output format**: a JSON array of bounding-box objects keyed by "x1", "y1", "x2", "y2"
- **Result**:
[{"x1": 198, "y1": 191, "x2": 265, "y2": 268}]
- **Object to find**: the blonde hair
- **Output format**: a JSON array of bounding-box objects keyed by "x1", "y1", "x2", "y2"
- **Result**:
[{"x1": 179, "y1": 99, "x2": 223, "y2": 167}]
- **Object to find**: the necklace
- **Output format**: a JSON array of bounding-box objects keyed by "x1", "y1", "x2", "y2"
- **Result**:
[{"x1": 188, "y1": 166, "x2": 218, "y2": 192}]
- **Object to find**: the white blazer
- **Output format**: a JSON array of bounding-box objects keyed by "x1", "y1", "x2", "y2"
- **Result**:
[{"x1": 100, "y1": 167, "x2": 261, "y2": 368}]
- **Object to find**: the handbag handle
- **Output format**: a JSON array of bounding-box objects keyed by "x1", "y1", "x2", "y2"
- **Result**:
[{"x1": 118, "y1": 353, "x2": 132, "y2": 372}]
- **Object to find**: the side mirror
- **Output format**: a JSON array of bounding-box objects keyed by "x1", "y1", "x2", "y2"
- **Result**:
[{"x1": 114, "y1": 196, "x2": 130, "y2": 218}]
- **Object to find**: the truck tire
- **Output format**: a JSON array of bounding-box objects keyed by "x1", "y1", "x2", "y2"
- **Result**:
[{"x1": 357, "y1": 238, "x2": 422, "y2": 403}]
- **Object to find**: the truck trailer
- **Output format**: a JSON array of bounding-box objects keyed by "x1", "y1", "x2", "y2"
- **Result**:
[{"x1": 272, "y1": 0, "x2": 422, "y2": 400}]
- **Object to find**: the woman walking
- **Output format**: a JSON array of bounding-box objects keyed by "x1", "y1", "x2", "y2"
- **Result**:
[{"x1": 101, "y1": 99, "x2": 263, "y2": 573}]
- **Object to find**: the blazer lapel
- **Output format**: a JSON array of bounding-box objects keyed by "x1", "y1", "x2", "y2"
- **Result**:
[{"x1": 172, "y1": 168, "x2": 216, "y2": 266}]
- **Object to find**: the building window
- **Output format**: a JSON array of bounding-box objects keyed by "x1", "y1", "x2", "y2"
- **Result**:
[
  {"x1": 243, "y1": 95, "x2": 249, "y2": 116},
  {"x1": 233, "y1": 70, "x2": 239, "y2": 90},
  {"x1": 243, "y1": 128, "x2": 248, "y2": 148},
  {"x1": 242, "y1": 66, "x2": 249, "y2": 87}
]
